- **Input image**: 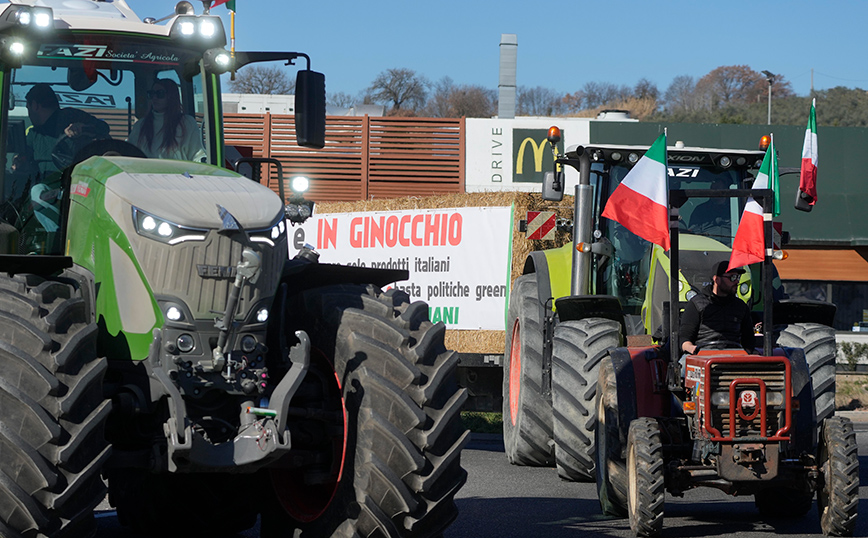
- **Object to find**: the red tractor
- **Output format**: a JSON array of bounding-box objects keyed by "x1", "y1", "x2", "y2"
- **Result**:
[{"x1": 593, "y1": 185, "x2": 859, "y2": 536}]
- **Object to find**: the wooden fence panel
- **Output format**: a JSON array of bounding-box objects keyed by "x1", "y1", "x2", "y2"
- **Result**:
[{"x1": 223, "y1": 113, "x2": 464, "y2": 202}]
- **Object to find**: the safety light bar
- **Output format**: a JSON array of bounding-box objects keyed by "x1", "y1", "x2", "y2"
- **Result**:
[
  {"x1": 170, "y1": 15, "x2": 226, "y2": 48},
  {"x1": 0, "y1": 5, "x2": 53, "y2": 30}
]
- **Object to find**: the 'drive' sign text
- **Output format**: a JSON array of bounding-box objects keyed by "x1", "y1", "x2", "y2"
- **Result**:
[{"x1": 317, "y1": 212, "x2": 463, "y2": 250}]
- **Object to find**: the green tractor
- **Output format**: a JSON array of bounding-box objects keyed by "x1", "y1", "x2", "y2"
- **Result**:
[
  {"x1": 0, "y1": 2, "x2": 467, "y2": 537},
  {"x1": 503, "y1": 128, "x2": 838, "y2": 487}
]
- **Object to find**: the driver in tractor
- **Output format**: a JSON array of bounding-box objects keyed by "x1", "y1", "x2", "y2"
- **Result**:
[
  {"x1": 12, "y1": 83, "x2": 110, "y2": 239},
  {"x1": 687, "y1": 179, "x2": 732, "y2": 239},
  {"x1": 17, "y1": 83, "x2": 110, "y2": 175},
  {"x1": 680, "y1": 260, "x2": 755, "y2": 357}
]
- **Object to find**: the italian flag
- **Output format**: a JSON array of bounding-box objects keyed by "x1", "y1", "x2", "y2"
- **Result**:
[
  {"x1": 728, "y1": 138, "x2": 779, "y2": 271},
  {"x1": 212, "y1": 0, "x2": 236, "y2": 10},
  {"x1": 799, "y1": 99, "x2": 818, "y2": 205},
  {"x1": 601, "y1": 132, "x2": 670, "y2": 250}
]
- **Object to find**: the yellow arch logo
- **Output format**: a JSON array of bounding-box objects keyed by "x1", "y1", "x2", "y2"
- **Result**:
[{"x1": 515, "y1": 137, "x2": 550, "y2": 175}]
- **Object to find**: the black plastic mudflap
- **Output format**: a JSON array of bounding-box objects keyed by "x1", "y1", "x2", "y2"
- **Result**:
[
  {"x1": 773, "y1": 299, "x2": 836, "y2": 327},
  {"x1": 554, "y1": 294, "x2": 625, "y2": 334}
]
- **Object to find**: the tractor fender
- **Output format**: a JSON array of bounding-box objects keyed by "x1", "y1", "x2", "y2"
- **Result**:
[
  {"x1": 610, "y1": 346, "x2": 670, "y2": 426},
  {"x1": 783, "y1": 346, "x2": 818, "y2": 451},
  {"x1": 281, "y1": 258, "x2": 409, "y2": 295},
  {"x1": 608, "y1": 347, "x2": 638, "y2": 445},
  {"x1": 521, "y1": 251, "x2": 554, "y2": 310},
  {"x1": 523, "y1": 244, "x2": 574, "y2": 308},
  {"x1": 773, "y1": 298, "x2": 837, "y2": 327},
  {"x1": 554, "y1": 295, "x2": 625, "y2": 336}
]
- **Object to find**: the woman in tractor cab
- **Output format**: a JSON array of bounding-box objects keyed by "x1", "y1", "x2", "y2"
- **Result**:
[{"x1": 127, "y1": 78, "x2": 206, "y2": 162}]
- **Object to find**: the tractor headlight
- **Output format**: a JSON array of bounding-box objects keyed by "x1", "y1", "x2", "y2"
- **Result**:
[
  {"x1": 133, "y1": 207, "x2": 208, "y2": 245},
  {"x1": 250, "y1": 216, "x2": 286, "y2": 248},
  {"x1": 203, "y1": 47, "x2": 233, "y2": 74},
  {"x1": 290, "y1": 176, "x2": 309, "y2": 194},
  {"x1": 170, "y1": 15, "x2": 226, "y2": 47},
  {"x1": 1, "y1": 5, "x2": 53, "y2": 29},
  {"x1": 739, "y1": 282, "x2": 750, "y2": 296}
]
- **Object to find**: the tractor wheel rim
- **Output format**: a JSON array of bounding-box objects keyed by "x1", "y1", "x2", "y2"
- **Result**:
[
  {"x1": 509, "y1": 320, "x2": 521, "y2": 426},
  {"x1": 270, "y1": 348, "x2": 346, "y2": 522}
]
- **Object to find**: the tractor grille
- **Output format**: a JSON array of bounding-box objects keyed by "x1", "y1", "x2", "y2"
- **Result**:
[
  {"x1": 132, "y1": 230, "x2": 286, "y2": 320},
  {"x1": 708, "y1": 362, "x2": 787, "y2": 438}
]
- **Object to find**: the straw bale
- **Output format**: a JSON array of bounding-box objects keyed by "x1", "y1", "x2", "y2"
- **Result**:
[{"x1": 315, "y1": 192, "x2": 575, "y2": 353}]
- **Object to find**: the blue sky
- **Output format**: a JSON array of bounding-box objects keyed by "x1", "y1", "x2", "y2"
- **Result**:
[{"x1": 140, "y1": 0, "x2": 868, "y2": 100}]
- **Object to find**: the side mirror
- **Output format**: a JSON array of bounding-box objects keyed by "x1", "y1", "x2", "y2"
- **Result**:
[
  {"x1": 542, "y1": 171, "x2": 564, "y2": 202},
  {"x1": 794, "y1": 188, "x2": 814, "y2": 212},
  {"x1": 295, "y1": 70, "x2": 326, "y2": 149}
]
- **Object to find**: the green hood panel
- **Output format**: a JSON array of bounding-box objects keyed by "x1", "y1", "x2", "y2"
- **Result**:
[
  {"x1": 78, "y1": 156, "x2": 283, "y2": 229},
  {"x1": 66, "y1": 156, "x2": 288, "y2": 361}
]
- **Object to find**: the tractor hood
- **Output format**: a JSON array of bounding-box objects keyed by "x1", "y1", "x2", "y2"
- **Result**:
[{"x1": 83, "y1": 156, "x2": 283, "y2": 229}]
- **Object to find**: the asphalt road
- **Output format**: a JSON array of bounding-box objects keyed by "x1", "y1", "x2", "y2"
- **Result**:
[{"x1": 95, "y1": 419, "x2": 868, "y2": 538}]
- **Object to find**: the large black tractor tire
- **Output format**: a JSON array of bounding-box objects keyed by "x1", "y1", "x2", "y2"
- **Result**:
[
  {"x1": 817, "y1": 416, "x2": 859, "y2": 536},
  {"x1": 262, "y1": 285, "x2": 469, "y2": 538},
  {"x1": 754, "y1": 486, "x2": 813, "y2": 518},
  {"x1": 595, "y1": 356, "x2": 628, "y2": 517},
  {"x1": 0, "y1": 273, "x2": 111, "y2": 538},
  {"x1": 775, "y1": 323, "x2": 836, "y2": 422},
  {"x1": 551, "y1": 318, "x2": 622, "y2": 481},
  {"x1": 627, "y1": 418, "x2": 664, "y2": 537},
  {"x1": 502, "y1": 274, "x2": 554, "y2": 466}
]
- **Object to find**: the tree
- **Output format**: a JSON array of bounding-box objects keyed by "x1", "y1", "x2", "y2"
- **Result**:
[
  {"x1": 367, "y1": 68, "x2": 429, "y2": 114},
  {"x1": 426, "y1": 78, "x2": 496, "y2": 118},
  {"x1": 228, "y1": 65, "x2": 294, "y2": 95},
  {"x1": 693, "y1": 65, "x2": 793, "y2": 111},
  {"x1": 633, "y1": 78, "x2": 660, "y2": 101},
  {"x1": 662, "y1": 75, "x2": 698, "y2": 113},
  {"x1": 328, "y1": 91, "x2": 356, "y2": 107},
  {"x1": 579, "y1": 81, "x2": 632, "y2": 109},
  {"x1": 516, "y1": 86, "x2": 565, "y2": 116}
]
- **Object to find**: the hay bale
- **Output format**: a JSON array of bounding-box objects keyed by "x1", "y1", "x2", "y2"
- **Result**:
[{"x1": 316, "y1": 192, "x2": 574, "y2": 353}]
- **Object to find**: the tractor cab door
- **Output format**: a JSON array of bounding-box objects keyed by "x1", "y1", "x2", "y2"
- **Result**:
[{"x1": 0, "y1": 35, "x2": 215, "y2": 255}]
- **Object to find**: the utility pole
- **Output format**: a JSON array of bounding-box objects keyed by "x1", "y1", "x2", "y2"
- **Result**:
[{"x1": 761, "y1": 70, "x2": 777, "y2": 125}]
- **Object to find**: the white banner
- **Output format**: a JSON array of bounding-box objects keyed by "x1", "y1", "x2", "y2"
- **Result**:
[{"x1": 288, "y1": 206, "x2": 514, "y2": 330}]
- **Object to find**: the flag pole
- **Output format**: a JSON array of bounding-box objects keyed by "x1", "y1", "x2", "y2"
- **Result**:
[
  {"x1": 229, "y1": 8, "x2": 236, "y2": 81},
  {"x1": 762, "y1": 133, "x2": 775, "y2": 356},
  {"x1": 662, "y1": 128, "x2": 681, "y2": 367}
]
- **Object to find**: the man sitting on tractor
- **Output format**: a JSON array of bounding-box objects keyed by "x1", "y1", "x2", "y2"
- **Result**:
[{"x1": 680, "y1": 260, "x2": 755, "y2": 355}]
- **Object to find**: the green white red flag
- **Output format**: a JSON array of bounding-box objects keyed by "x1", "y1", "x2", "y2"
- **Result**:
[
  {"x1": 728, "y1": 137, "x2": 779, "y2": 271},
  {"x1": 799, "y1": 99, "x2": 818, "y2": 205},
  {"x1": 212, "y1": 0, "x2": 236, "y2": 10},
  {"x1": 601, "y1": 132, "x2": 670, "y2": 250}
]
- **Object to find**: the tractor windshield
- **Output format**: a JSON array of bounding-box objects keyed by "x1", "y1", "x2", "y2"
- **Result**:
[
  {"x1": 595, "y1": 161, "x2": 746, "y2": 324},
  {"x1": 0, "y1": 33, "x2": 211, "y2": 255}
]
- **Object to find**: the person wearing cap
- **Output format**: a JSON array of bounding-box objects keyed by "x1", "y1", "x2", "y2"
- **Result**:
[
  {"x1": 679, "y1": 260, "x2": 755, "y2": 355},
  {"x1": 19, "y1": 83, "x2": 110, "y2": 174}
]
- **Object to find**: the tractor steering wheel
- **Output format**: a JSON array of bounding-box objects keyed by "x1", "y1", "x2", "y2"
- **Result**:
[
  {"x1": 695, "y1": 339, "x2": 744, "y2": 351},
  {"x1": 51, "y1": 133, "x2": 99, "y2": 170}
]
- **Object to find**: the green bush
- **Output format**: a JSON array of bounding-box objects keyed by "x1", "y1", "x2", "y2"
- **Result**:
[
  {"x1": 460, "y1": 412, "x2": 503, "y2": 434},
  {"x1": 839, "y1": 342, "x2": 868, "y2": 371}
]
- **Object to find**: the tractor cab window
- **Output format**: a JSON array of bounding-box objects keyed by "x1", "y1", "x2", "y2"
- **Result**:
[
  {"x1": 595, "y1": 162, "x2": 652, "y2": 322},
  {"x1": 0, "y1": 35, "x2": 208, "y2": 255},
  {"x1": 673, "y1": 167, "x2": 743, "y2": 246}
]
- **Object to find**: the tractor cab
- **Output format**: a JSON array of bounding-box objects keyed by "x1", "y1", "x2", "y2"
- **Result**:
[
  {"x1": 543, "y1": 139, "x2": 765, "y2": 336},
  {"x1": 0, "y1": 1, "x2": 323, "y2": 257}
]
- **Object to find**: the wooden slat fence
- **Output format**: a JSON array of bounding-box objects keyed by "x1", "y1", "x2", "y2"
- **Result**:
[{"x1": 224, "y1": 114, "x2": 465, "y2": 202}]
